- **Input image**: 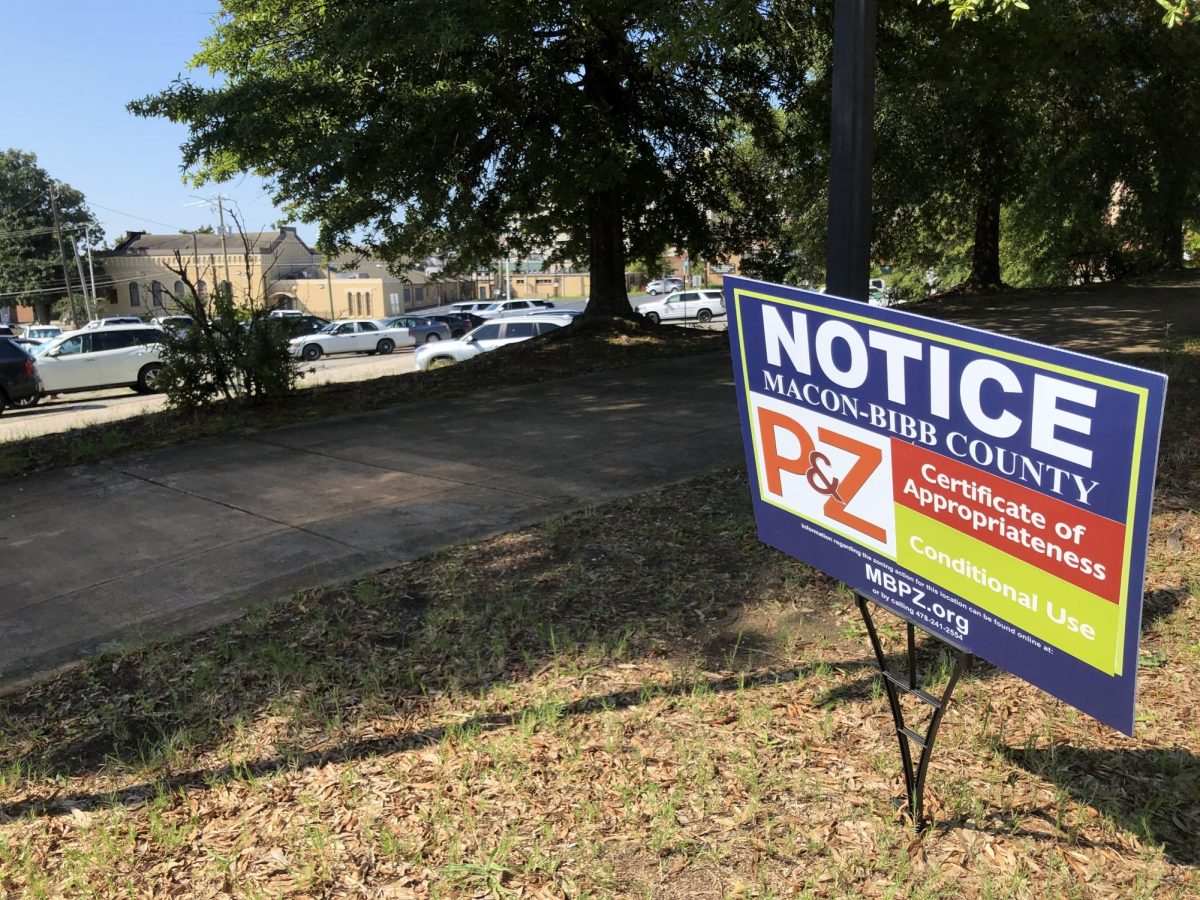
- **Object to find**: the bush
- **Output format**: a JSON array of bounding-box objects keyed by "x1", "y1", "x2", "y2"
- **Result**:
[{"x1": 158, "y1": 284, "x2": 299, "y2": 410}]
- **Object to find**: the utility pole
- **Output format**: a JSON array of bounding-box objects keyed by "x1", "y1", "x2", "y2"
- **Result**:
[
  {"x1": 192, "y1": 232, "x2": 200, "y2": 287},
  {"x1": 85, "y1": 225, "x2": 98, "y2": 306},
  {"x1": 71, "y1": 234, "x2": 93, "y2": 321},
  {"x1": 216, "y1": 195, "x2": 232, "y2": 299},
  {"x1": 325, "y1": 261, "x2": 335, "y2": 319},
  {"x1": 825, "y1": 0, "x2": 878, "y2": 303},
  {"x1": 49, "y1": 183, "x2": 81, "y2": 326}
]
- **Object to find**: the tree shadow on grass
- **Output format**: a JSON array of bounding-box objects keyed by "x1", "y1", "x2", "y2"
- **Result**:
[
  {"x1": 1000, "y1": 745, "x2": 1200, "y2": 866},
  {"x1": 0, "y1": 471, "x2": 847, "y2": 800},
  {"x1": 0, "y1": 664, "x2": 828, "y2": 821}
]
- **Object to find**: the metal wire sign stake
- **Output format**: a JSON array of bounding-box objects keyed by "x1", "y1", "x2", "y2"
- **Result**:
[{"x1": 856, "y1": 595, "x2": 972, "y2": 829}]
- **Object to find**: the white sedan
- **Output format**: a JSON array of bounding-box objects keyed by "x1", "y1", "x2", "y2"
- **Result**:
[
  {"x1": 414, "y1": 316, "x2": 566, "y2": 370},
  {"x1": 475, "y1": 299, "x2": 557, "y2": 319},
  {"x1": 638, "y1": 289, "x2": 725, "y2": 324},
  {"x1": 289, "y1": 319, "x2": 414, "y2": 361}
]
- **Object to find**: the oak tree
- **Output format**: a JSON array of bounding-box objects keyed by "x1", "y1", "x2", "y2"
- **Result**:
[{"x1": 133, "y1": 0, "x2": 792, "y2": 318}]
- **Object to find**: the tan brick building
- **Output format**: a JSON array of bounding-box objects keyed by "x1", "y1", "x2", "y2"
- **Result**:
[{"x1": 98, "y1": 228, "x2": 481, "y2": 319}]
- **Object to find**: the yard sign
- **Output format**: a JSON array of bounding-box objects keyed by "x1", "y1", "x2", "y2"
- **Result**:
[{"x1": 725, "y1": 276, "x2": 1167, "y2": 735}]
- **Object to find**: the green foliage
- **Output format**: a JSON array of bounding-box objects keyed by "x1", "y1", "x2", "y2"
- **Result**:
[
  {"x1": 156, "y1": 252, "x2": 299, "y2": 410},
  {"x1": 753, "y1": 0, "x2": 1200, "y2": 293},
  {"x1": 929, "y1": 0, "x2": 1197, "y2": 26},
  {"x1": 131, "y1": 0, "x2": 794, "y2": 318},
  {"x1": 0, "y1": 149, "x2": 100, "y2": 321}
]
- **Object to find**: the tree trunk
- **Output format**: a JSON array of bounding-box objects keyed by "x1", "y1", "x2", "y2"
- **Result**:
[
  {"x1": 585, "y1": 188, "x2": 633, "y2": 318},
  {"x1": 1160, "y1": 213, "x2": 1184, "y2": 270},
  {"x1": 966, "y1": 180, "x2": 1003, "y2": 291},
  {"x1": 32, "y1": 299, "x2": 52, "y2": 323},
  {"x1": 580, "y1": 27, "x2": 634, "y2": 320}
]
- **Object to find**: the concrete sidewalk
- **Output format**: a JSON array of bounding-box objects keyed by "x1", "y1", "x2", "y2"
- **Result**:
[{"x1": 2, "y1": 353, "x2": 742, "y2": 687}]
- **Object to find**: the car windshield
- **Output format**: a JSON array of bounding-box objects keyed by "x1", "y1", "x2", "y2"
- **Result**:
[{"x1": 316, "y1": 322, "x2": 340, "y2": 334}]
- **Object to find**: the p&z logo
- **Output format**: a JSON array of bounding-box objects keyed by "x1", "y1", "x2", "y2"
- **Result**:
[{"x1": 756, "y1": 404, "x2": 891, "y2": 546}]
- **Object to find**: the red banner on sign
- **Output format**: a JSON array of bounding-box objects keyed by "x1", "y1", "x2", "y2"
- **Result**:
[{"x1": 891, "y1": 440, "x2": 1125, "y2": 603}]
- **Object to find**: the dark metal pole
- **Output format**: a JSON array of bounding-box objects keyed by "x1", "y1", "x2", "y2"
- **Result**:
[{"x1": 826, "y1": 0, "x2": 878, "y2": 302}]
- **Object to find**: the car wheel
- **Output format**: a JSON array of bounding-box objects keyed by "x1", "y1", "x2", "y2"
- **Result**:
[
  {"x1": 377, "y1": 338, "x2": 395, "y2": 354},
  {"x1": 697, "y1": 308, "x2": 713, "y2": 323},
  {"x1": 136, "y1": 362, "x2": 164, "y2": 394},
  {"x1": 648, "y1": 288, "x2": 658, "y2": 295},
  {"x1": 424, "y1": 333, "x2": 441, "y2": 343},
  {"x1": 302, "y1": 344, "x2": 322, "y2": 361},
  {"x1": 427, "y1": 356, "x2": 456, "y2": 369},
  {"x1": 645, "y1": 311, "x2": 661, "y2": 325},
  {"x1": 11, "y1": 393, "x2": 40, "y2": 409}
]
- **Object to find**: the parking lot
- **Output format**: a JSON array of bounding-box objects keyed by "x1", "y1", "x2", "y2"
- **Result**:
[
  {"x1": 0, "y1": 349, "x2": 419, "y2": 442},
  {"x1": 0, "y1": 296, "x2": 726, "y2": 442}
]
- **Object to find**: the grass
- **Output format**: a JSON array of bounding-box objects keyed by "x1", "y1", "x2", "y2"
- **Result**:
[
  {"x1": 0, "y1": 316, "x2": 725, "y2": 479},
  {"x1": 0, "y1": 331, "x2": 1196, "y2": 896}
]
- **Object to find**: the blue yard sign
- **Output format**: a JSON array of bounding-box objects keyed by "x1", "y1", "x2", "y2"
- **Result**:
[{"x1": 725, "y1": 276, "x2": 1167, "y2": 734}]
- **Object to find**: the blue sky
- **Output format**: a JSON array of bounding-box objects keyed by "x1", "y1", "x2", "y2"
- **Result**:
[{"x1": 0, "y1": 1, "x2": 316, "y2": 246}]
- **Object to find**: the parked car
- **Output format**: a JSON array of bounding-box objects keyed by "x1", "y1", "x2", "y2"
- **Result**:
[
  {"x1": 32, "y1": 324, "x2": 165, "y2": 396},
  {"x1": 378, "y1": 315, "x2": 451, "y2": 343},
  {"x1": 644, "y1": 278, "x2": 684, "y2": 295},
  {"x1": 268, "y1": 314, "x2": 329, "y2": 338},
  {"x1": 288, "y1": 318, "x2": 415, "y2": 361},
  {"x1": 446, "y1": 301, "x2": 493, "y2": 315},
  {"x1": 414, "y1": 315, "x2": 566, "y2": 370},
  {"x1": 0, "y1": 325, "x2": 18, "y2": 337},
  {"x1": 23, "y1": 325, "x2": 63, "y2": 343},
  {"x1": 83, "y1": 316, "x2": 144, "y2": 329},
  {"x1": 0, "y1": 338, "x2": 39, "y2": 414},
  {"x1": 151, "y1": 315, "x2": 194, "y2": 331},
  {"x1": 476, "y1": 299, "x2": 556, "y2": 319},
  {"x1": 425, "y1": 313, "x2": 481, "y2": 338},
  {"x1": 638, "y1": 289, "x2": 725, "y2": 324}
]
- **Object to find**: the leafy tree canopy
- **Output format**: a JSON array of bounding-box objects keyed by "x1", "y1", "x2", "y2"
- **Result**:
[
  {"x1": 0, "y1": 149, "x2": 99, "y2": 320},
  {"x1": 133, "y1": 0, "x2": 795, "y2": 317},
  {"x1": 931, "y1": 0, "x2": 1196, "y2": 26}
]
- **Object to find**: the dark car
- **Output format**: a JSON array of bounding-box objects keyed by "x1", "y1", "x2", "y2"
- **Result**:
[
  {"x1": 0, "y1": 337, "x2": 39, "y2": 414},
  {"x1": 273, "y1": 314, "x2": 329, "y2": 338},
  {"x1": 427, "y1": 313, "x2": 482, "y2": 338}
]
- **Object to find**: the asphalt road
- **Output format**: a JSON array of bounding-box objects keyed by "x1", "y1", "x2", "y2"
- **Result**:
[{"x1": 0, "y1": 297, "x2": 725, "y2": 442}]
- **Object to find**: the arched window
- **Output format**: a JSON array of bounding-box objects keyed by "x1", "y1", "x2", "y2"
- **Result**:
[
  {"x1": 129, "y1": 283, "x2": 141, "y2": 307},
  {"x1": 197, "y1": 280, "x2": 208, "y2": 300},
  {"x1": 219, "y1": 280, "x2": 232, "y2": 300},
  {"x1": 355, "y1": 291, "x2": 362, "y2": 316},
  {"x1": 346, "y1": 291, "x2": 353, "y2": 317},
  {"x1": 364, "y1": 291, "x2": 372, "y2": 315},
  {"x1": 173, "y1": 280, "x2": 186, "y2": 301},
  {"x1": 151, "y1": 281, "x2": 164, "y2": 307}
]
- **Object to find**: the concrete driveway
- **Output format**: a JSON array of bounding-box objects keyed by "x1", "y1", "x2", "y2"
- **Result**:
[{"x1": 1, "y1": 353, "x2": 742, "y2": 687}]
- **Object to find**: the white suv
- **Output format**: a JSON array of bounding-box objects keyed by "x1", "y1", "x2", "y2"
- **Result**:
[
  {"x1": 414, "y1": 315, "x2": 566, "y2": 370},
  {"x1": 638, "y1": 289, "x2": 724, "y2": 324},
  {"x1": 33, "y1": 324, "x2": 165, "y2": 396}
]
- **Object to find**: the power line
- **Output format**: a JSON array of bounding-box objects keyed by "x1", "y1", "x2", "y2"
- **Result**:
[
  {"x1": 88, "y1": 202, "x2": 190, "y2": 233},
  {"x1": 0, "y1": 271, "x2": 175, "y2": 301}
]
